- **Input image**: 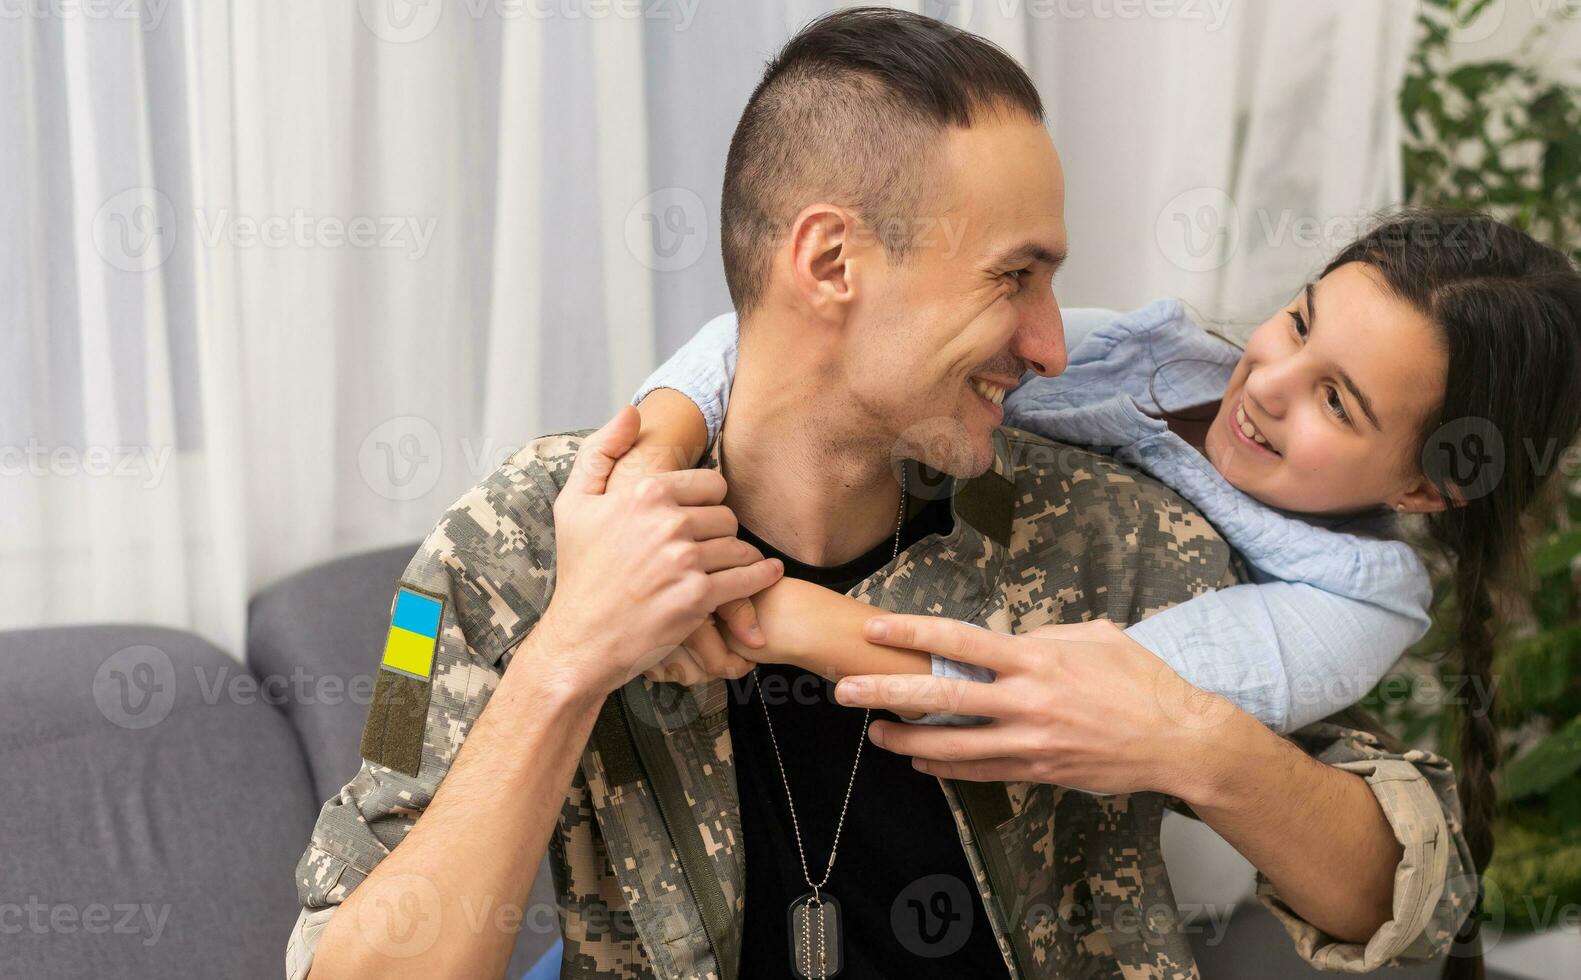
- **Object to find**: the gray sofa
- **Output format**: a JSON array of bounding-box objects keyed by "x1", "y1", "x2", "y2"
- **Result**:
[
  {"x1": 1, "y1": 543, "x2": 1481, "y2": 979},
  {"x1": 2, "y1": 544, "x2": 556, "y2": 980}
]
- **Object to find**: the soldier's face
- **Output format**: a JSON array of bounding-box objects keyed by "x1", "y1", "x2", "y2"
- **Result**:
[{"x1": 841, "y1": 116, "x2": 1069, "y2": 477}]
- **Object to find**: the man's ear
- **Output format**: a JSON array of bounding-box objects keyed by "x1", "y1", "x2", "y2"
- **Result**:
[
  {"x1": 1390, "y1": 476, "x2": 1456, "y2": 514},
  {"x1": 787, "y1": 204, "x2": 859, "y2": 322}
]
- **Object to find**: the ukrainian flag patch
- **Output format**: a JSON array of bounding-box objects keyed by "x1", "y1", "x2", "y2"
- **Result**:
[{"x1": 381, "y1": 586, "x2": 443, "y2": 681}]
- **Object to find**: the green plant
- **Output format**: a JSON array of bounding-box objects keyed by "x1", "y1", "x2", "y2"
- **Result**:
[
  {"x1": 1366, "y1": 0, "x2": 1581, "y2": 933},
  {"x1": 1401, "y1": 0, "x2": 1580, "y2": 262}
]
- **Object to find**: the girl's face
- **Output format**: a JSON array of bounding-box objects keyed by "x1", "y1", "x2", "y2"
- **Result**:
[{"x1": 1204, "y1": 261, "x2": 1450, "y2": 516}]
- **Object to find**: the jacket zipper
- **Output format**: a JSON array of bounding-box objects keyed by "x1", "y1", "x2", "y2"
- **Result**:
[
  {"x1": 616, "y1": 685, "x2": 735, "y2": 980},
  {"x1": 952, "y1": 781, "x2": 1031, "y2": 979}
]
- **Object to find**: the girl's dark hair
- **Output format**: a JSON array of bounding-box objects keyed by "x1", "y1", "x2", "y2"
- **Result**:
[{"x1": 1322, "y1": 210, "x2": 1581, "y2": 979}]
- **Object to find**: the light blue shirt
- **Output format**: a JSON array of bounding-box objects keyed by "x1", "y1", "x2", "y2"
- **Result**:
[{"x1": 632, "y1": 300, "x2": 1432, "y2": 732}]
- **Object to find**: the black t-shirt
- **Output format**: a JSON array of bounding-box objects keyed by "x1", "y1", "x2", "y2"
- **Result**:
[{"x1": 726, "y1": 493, "x2": 1010, "y2": 979}]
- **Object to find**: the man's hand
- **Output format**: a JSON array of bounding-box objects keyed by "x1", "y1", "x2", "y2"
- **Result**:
[
  {"x1": 830, "y1": 615, "x2": 1234, "y2": 797},
  {"x1": 606, "y1": 390, "x2": 768, "y2": 687},
  {"x1": 831, "y1": 613, "x2": 1405, "y2": 944},
  {"x1": 536, "y1": 407, "x2": 783, "y2": 695}
]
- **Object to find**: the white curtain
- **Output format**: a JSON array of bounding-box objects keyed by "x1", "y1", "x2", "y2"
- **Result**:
[
  {"x1": 1029, "y1": 1, "x2": 1417, "y2": 323},
  {"x1": 2, "y1": 0, "x2": 1413, "y2": 657}
]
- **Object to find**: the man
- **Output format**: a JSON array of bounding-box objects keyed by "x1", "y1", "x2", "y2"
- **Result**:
[{"x1": 288, "y1": 9, "x2": 1471, "y2": 978}]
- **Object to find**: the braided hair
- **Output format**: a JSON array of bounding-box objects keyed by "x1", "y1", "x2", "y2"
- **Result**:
[{"x1": 1322, "y1": 210, "x2": 1581, "y2": 978}]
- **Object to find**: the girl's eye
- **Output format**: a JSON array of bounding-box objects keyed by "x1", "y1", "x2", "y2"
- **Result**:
[
  {"x1": 1289, "y1": 309, "x2": 1309, "y2": 339},
  {"x1": 1325, "y1": 385, "x2": 1351, "y2": 424}
]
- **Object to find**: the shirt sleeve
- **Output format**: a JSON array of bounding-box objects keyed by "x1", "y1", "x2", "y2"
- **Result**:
[
  {"x1": 285, "y1": 442, "x2": 566, "y2": 979},
  {"x1": 630, "y1": 312, "x2": 740, "y2": 449},
  {"x1": 1056, "y1": 307, "x2": 1122, "y2": 352},
  {"x1": 1125, "y1": 579, "x2": 1431, "y2": 732},
  {"x1": 1253, "y1": 711, "x2": 1474, "y2": 971},
  {"x1": 907, "y1": 654, "x2": 995, "y2": 726}
]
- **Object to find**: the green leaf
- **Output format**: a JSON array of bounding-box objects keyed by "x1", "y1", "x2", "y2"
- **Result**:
[
  {"x1": 1502, "y1": 715, "x2": 1581, "y2": 801},
  {"x1": 1485, "y1": 814, "x2": 1581, "y2": 932},
  {"x1": 1499, "y1": 628, "x2": 1581, "y2": 710},
  {"x1": 1447, "y1": 62, "x2": 1518, "y2": 97},
  {"x1": 1531, "y1": 528, "x2": 1581, "y2": 579},
  {"x1": 1543, "y1": 133, "x2": 1581, "y2": 195}
]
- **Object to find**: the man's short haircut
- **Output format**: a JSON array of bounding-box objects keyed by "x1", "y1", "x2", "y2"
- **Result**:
[{"x1": 721, "y1": 7, "x2": 1045, "y2": 315}]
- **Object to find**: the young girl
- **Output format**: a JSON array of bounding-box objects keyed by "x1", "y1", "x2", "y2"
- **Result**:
[{"x1": 626, "y1": 211, "x2": 1581, "y2": 976}]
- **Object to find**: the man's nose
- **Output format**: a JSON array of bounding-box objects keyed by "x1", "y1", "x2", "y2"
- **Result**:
[{"x1": 1012, "y1": 302, "x2": 1067, "y2": 378}]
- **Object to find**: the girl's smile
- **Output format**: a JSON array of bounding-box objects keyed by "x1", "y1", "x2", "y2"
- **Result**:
[
  {"x1": 1203, "y1": 261, "x2": 1450, "y2": 517},
  {"x1": 1228, "y1": 395, "x2": 1280, "y2": 458}
]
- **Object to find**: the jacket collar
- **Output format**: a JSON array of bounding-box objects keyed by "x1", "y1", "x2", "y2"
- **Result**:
[{"x1": 679, "y1": 429, "x2": 1014, "y2": 723}]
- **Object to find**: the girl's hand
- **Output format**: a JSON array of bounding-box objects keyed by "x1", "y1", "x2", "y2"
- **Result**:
[{"x1": 644, "y1": 600, "x2": 764, "y2": 686}]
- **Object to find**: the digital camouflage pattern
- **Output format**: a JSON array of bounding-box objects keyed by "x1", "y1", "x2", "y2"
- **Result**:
[{"x1": 287, "y1": 426, "x2": 1474, "y2": 979}]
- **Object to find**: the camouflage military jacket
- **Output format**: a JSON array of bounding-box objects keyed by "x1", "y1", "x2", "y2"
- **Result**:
[{"x1": 288, "y1": 427, "x2": 1472, "y2": 979}]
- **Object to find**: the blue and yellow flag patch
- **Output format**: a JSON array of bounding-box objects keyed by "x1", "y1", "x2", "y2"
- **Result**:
[{"x1": 381, "y1": 586, "x2": 443, "y2": 681}]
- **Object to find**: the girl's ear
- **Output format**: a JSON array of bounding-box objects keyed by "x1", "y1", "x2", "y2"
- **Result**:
[{"x1": 1390, "y1": 477, "x2": 1456, "y2": 514}]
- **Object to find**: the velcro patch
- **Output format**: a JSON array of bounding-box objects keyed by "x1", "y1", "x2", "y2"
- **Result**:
[{"x1": 360, "y1": 583, "x2": 444, "y2": 776}]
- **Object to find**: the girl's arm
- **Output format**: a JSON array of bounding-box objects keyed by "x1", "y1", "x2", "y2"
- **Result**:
[
  {"x1": 1124, "y1": 580, "x2": 1430, "y2": 732},
  {"x1": 625, "y1": 318, "x2": 935, "y2": 693},
  {"x1": 629, "y1": 311, "x2": 739, "y2": 452},
  {"x1": 629, "y1": 318, "x2": 976, "y2": 715},
  {"x1": 721, "y1": 578, "x2": 933, "y2": 722},
  {"x1": 627, "y1": 387, "x2": 710, "y2": 475},
  {"x1": 727, "y1": 576, "x2": 932, "y2": 680}
]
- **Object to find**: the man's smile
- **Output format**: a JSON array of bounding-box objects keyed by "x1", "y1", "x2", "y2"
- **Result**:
[{"x1": 969, "y1": 376, "x2": 1011, "y2": 408}]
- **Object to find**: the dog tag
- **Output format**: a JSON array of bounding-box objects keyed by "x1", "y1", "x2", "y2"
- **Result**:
[{"x1": 788, "y1": 891, "x2": 842, "y2": 978}]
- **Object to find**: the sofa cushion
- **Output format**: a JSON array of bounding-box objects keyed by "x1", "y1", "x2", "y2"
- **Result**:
[
  {"x1": 246, "y1": 543, "x2": 415, "y2": 804},
  {"x1": 0, "y1": 625, "x2": 316, "y2": 980}
]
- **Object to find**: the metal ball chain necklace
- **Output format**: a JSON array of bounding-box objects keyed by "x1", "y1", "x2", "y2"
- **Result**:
[{"x1": 752, "y1": 466, "x2": 907, "y2": 980}]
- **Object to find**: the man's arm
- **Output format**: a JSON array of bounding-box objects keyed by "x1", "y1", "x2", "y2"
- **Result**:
[
  {"x1": 1221, "y1": 707, "x2": 1470, "y2": 970},
  {"x1": 292, "y1": 408, "x2": 782, "y2": 978},
  {"x1": 309, "y1": 633, "x2": 606, "y2": 977},
  {"x1": 831, "y1": 615, "x2": 1469, "y2": 967},
  {"x1": 1174, "y1": 702, "x2": 1404, "y2": 942}
]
